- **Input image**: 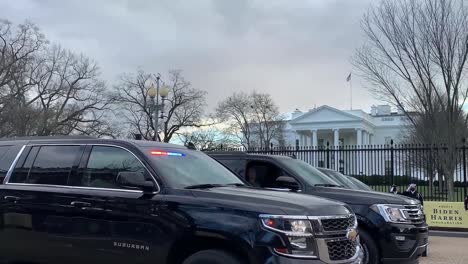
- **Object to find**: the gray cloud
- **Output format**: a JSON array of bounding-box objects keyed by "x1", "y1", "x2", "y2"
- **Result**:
[{"x1": 1, "y1": 0, "x2": 375, "y2": 113}]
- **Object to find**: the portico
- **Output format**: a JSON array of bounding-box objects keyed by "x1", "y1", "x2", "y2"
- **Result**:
[
  {"x1": 289, "y1": 106, "x2": 375, "y2": 147},
  {"x1": 295, "y1": 128, "x2": 373, "y2": 147}
]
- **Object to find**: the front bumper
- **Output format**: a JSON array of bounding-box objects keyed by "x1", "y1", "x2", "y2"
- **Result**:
[
  {"x1": 379, "y1": 222, "x2": 428, "y2": 264},
  {"x1": 264, "y1": 245, "x2": 363, "y2": 264}
]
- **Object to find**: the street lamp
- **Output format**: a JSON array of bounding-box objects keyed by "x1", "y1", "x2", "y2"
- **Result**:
[{"x1": 148, "y1": 76, "x2": 169, "y2": 141}]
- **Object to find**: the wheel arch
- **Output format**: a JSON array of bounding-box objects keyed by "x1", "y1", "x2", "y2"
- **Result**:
[{"x1": 166, "y1": 232, "x2": 257, "y2": 264}]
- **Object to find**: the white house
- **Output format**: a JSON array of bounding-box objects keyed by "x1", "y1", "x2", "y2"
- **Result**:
[{"x1": 281, "y1": 105, "x2": 411, "y2": 147}]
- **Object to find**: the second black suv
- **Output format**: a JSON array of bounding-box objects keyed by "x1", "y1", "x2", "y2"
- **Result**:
[
  {"x1": 0, "y1": 137, "x2": 362, "y2": 264},
  {"x1": 209, "y1": 152, "x2": 428, "y2": 264}
]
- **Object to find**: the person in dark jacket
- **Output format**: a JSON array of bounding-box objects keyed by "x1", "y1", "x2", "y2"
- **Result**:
[
  {"x1": 389, "y1": 184, "x2": 399, "y2": 194},
  {"x1": 401, "y1": 183, "x2": 424, "y2": 205}
]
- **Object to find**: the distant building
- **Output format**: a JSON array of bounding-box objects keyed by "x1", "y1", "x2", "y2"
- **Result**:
[{"x1": 280, "y1": 105, "x2": 411, "y2": 147}]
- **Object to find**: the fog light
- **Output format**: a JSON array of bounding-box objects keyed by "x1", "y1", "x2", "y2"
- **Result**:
[{"x1": 395, "y1": 235, "x2": 406, "y2": 241}]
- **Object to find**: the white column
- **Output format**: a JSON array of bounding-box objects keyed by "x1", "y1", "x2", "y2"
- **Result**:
[
  {"x1": 300, "y1": 133, "x2": 304, "y2": 146},
  {"x1": 333, "y1": 129, "x2": 340, "y2": 147},
  {"x1": 356, "y1": 128, "x2": 362, "y2": 146},
  {"x1": 362, "y1": 130, "x2": 368, "y2": 145},
  {"x1": 369, "y1": 134, "x2": 373, "y2": 145},
  {"x1": 312, "y1": 130, "x2": 318, "y2": 147}
]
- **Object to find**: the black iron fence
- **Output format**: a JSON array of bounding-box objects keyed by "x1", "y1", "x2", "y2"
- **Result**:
[{"x1": 237, "y1": 141, "x2": 468, "y2": 202}]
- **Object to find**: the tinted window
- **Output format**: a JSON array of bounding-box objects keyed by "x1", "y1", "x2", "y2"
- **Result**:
[
  {"x1": 217, "y1": 159, "x2": 246, "y2": 177},
  {"x1": 146, "y1": 148, "x2": 243, "y2": 189},
  {"x1": 276, "y1": 157, "x2": 341, "y2": 187},
  {"x1": 347, "y1": 176, "x2": 373, "y2": 191},
  {"x1": 0, "y1": 145, "x2": 22, "y2": 183},
  {"x1": 10, "y1": 146, "x2": 81, "y2": 185},
  {"x1": 245, "y1": 161, "x2": 297, "y2": 189},
  {"x1": 319, "y1": 169, "x2": 357, "y2": 189},
  {"x1": 76, "y1": 146, "x2": 149, "y2": 190}
]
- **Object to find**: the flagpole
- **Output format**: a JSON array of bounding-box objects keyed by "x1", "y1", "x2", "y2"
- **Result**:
[{"x1": 350, "y1": 78, "x2": 353, "y2": 110}]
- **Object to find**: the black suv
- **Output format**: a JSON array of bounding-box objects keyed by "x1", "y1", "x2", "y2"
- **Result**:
[
  {"x1": 209, "y1": 152, "x2": 428, "y2": 264},
  {"x1": 0, "y1": 137, "x2": 362, "y2": 264}
]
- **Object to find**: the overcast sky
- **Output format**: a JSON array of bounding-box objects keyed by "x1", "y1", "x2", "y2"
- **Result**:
[{"x1": 1, "y1": 0, "x2": 378, "y2": 113}]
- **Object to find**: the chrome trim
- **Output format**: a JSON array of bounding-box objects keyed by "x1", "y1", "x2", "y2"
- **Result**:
[
  {"x1": 273, "y1": 248, "x2": 319, "y2": 260},
  {"x1": 259, "y1": 214, "x2": 354, "y2": 220},
  {"x1": 4, "y1": 143, "x2": 160, "y2": 194},
  {"x1": 3, "y1": 145, "x2": 26, "y2": 184},
  {"x1": 260, "y1": 214, "x2": 361, "y2": 263},
  {"x1": 307, "y1": 214, "x2": 355, "y2": 220},
  {"x1": 259, "y1": 214, "x2": 309, "y2": 220},
  {"x1": 4, "y1": 183, "x2": 145, "y2": 194},
  {"x1": 309, "y1": 214, "x2": 357, "y2": 235},
  {"x1": 409, "y1": 243, "x2": 429, "y2": 258},
  {"x1": 372, "y1": 204, "x2": 415, "y2": 224}
]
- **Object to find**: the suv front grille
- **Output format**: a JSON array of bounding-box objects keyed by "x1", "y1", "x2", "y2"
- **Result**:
[
  {"x1": 327, "y1": 239, "x2": 357, "y2": 261},
  {"x1": 402, "y1": 205, "x2": 424, "y2": 224},
  {"x1": 321, "y1": 215, "x2": 355, "y2": 232}
]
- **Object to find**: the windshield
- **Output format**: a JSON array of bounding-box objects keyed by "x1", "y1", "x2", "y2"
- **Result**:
[
  {"x1": 346, "y1": 176, "x2": 373, "y2": 191},
  {"x1": 144, "y1": 148, "x2": 243, "y2": 189},
  {"x1": 276, "y1": 157, "x2": 341, "y2": 186},
  {"x1": 319, "y1": 169, "x2": 358, "y2": 189}
]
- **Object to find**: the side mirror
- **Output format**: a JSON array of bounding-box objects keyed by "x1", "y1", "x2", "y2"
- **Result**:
[
  {"x1": 275, "y1": 176, "x2": 300, "y2": 191},
  {"x1": 116, "y1": 171, "x2": 156, "y2": 192}
]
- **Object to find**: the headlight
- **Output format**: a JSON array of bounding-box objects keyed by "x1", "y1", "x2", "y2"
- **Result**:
[
  {"x1": 260, "y1": 215, "x2": 318, "y2": 258},
  {"x1": 371, "y1": 204, "x2": 411, "y2": 224}
]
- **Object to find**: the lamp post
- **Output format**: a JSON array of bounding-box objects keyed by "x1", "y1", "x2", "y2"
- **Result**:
[{"x1": 148, "y1": 77, "x2": 169, "y2": 141}]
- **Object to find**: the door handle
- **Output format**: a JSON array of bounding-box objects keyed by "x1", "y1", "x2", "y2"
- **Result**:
[
  {"x1": 70, "y1": 201, "x2": 92, "y2": 208},
  {"x1": 4, "y1": 196, "x2": 20, "y2": 202}
]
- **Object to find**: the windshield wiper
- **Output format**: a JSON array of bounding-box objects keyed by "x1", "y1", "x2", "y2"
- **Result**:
[
  {"x1": 184, "y1": 183, "x2": 244, "y2": 189},
  {"x1": 226, "y1": 183, "x2": 245, "y2": 187},
  {"x1": 314, "y1": 183, "x2": 343, "y2": 188}
]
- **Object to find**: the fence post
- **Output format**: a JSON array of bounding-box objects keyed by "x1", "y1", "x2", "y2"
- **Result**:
[
  {"x1": 390, "y1": 139, "x2": 395, "y2": 186},
  {"x1": 326, "y1": 141, "x2": 330, "y2": 169},
  {"x1": 463, "y1": 138, "x2": 467, "y2": 199},
  {"x1": 270, "y1": 143, "x2": 273, "y2": 155}
]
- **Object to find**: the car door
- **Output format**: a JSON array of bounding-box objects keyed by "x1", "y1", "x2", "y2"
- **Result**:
[
  {"x1": 64, "y1": 144, "x2": 174, "y2": 264},
  {"x1": 0, "y1": 144, "x2": 84, "y2": 264}
]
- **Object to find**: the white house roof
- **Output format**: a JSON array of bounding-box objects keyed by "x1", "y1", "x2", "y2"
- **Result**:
[{"x1": 289, "y1": 105, "x2": 366, "y2": 124}]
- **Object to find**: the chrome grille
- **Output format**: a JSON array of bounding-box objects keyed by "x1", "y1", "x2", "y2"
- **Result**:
[
  {"x1": 321, "y1": 215, "x2": 355, "y2": 232},
  {"x1": 327, "y1": 239, "x2": 357, "y2": 261},
  {"x1": 402, "y1": 205, "x2": 424, "y2": 224}
]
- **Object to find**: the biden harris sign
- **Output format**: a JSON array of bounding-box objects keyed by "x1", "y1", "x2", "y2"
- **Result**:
[{"x1": 424, "y1": 201, "x2": 468, "y2": 228}]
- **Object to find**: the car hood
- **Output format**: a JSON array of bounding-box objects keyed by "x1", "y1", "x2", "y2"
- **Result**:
[
  {"x1": 190, "y1": 186, "x2": 352, "y2": 216},
  {"x1": 311, "y1": 187, "x2": 420, "y2": 206}
]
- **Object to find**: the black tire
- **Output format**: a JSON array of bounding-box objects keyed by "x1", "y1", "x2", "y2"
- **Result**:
[
  {"x1": 182, "y1": 249, "x2": 242, "y2": 264},
  {"x1": 359, "y1": 228, "x2": 380, "y2": 264}
]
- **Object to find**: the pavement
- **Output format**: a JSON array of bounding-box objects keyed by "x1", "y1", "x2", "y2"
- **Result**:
[{"x1": 420, "y1": 236, "x2": 468, "y2": 264}]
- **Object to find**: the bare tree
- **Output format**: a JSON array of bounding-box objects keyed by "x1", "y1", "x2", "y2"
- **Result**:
[
  {"x1": 0, "y1": 20, "x2": 45, "y2": 97},
  {"x1": 216, "y1": 92, "x2": 254, "y2": 149},
  {"x1": 353, "y1": 0, "x2": 468, "y2": 200},
  {"x1": 160, "y1": 71, "x2": 207, "y2": 142},
  {"x1": 0, "y1": 20, "x2": 111, "y2": 138},
  {"x1": 113, "y1": 70, "x2": 207, "y2": 142},
  {"x1": 216, "y1": 91, "x2": 285, "y2": 149},
  {"x1": 251, "y1": 92, "x2": 285, "y2": 148},
  {"x1": 177, "y1": 128, "x2": 240, "y2": 151}
]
